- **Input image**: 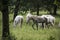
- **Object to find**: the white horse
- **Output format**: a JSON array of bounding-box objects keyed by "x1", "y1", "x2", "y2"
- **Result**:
[
  {"x1": 26, "y1": 11, "x2": 33, "y2": 24},
  {"x1": 41, "y1": 15, "x2": 55, "y2": 27},
  {"x1": 26, "y1": 14, "x2": 55, "y2": 29},
  {"x1": 13, "y1": 15, "x2": 23, "y2": 28},
  {"x1": 26, "y1": 15, "x2": 47, "y2": 30}
]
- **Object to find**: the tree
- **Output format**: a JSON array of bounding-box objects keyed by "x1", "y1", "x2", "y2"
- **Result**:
[
  {"x1": 2, "y1": 0, "x2": 10, "y2": 40},
  {"x1": 53, "y1": 4, "x2": 57, "y2": 15},
  {"x1": 13, "y1": 0, "x2": 20, "y2": 20},
  {"x1": 0, "y1": 0, "x2": 2, "y2": 11},
  {"x1": 53, "y1": 0, "x2": 59, "y2": 15}
]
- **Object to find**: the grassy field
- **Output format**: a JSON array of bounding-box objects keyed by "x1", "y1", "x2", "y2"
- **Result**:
[
  {"x1": 0, "y1": 11, "x2": 60, "y2": 40},
  {"x1": 0, "y1": 12, "x2": 2, "y2": 40}
]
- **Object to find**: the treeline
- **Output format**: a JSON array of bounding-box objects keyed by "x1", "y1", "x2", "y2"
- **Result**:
[
  {"x1": 8, "y1": 0, "x2": 60, "y2": 20},
  {"x1": 9, "y1": 0, "x2": 60, "y2": 14}
]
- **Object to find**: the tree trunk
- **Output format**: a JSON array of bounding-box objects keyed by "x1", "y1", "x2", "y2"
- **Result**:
[
  {"x1": 37, "y1": 4, "x2": 39, "y2": 15},
  {"x1": 2, "y1": 0, "x2": 10, "y2": 40},
  {"x1": 53, "y1": 4, "x2": 57, "y2": 15},
  {"x1": 13, "y1": 0, "x2": 20, "y2": 20},
  {"x1": 46, "y1": 6, "x2": 52, "y2": 15}
]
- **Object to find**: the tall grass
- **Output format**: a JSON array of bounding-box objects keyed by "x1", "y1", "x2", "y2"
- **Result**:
[{"x1": 0, "y1": 12, "x2": 2, "y2": 40}]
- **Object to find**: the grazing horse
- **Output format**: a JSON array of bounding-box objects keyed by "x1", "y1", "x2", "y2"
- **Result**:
[
  {"x1": 27, "y1": 15, "x2": 47, "y2": 30},
  {"x1": 41, "y1": 15, "x2": 55, "y2": 27},
  {"x1": 13, "y1": 15, "x2": 23, "y2": 28}
]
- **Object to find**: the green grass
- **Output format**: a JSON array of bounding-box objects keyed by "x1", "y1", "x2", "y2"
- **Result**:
[
  {"x1": 0, "y1": 12, "x2": 2, "y2": 40},
  {"x1": 0, "y1": 11, "x2": 60, "y2": 40}
]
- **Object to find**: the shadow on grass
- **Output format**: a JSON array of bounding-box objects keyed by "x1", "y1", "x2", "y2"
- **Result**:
[
  {"x1": 48, "y1": 36, "x2": 56, "y2": 40},
  {"x1": 2, "y1": 34, "x2": 17, "y2": 40},
  {"x1": 9, "y1": 34, "x2": 17, "y2": 40}
]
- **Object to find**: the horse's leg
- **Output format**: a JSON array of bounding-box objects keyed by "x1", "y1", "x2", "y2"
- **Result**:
[
  {"x1": 13, "y1": 21, "x2": 16, "y2": 27},
  {"x1": 44, "y1": 23, "x2": 46, "y2": 28},
  {"x1": 14, "y1": 21, "x2": 18, "y2": 27},
  {"x1": 52, "y1": 20, "x2": 55, "y2": 26},
  {"x1": 45, "y1": 22, "x2": 49, "y2": 28},
  {"x1": 50, "y1": 22, "x2": 54, "y2": 27},
  {"x1": 20, "y1": 19, "x2": 23, "y2": 28},
  {"x1": 42, "y1": 23, "x2": 44, "y2": 28},
  {"x1": 32, "y1": 22, "x2": 35, "y2": 30},
  {"x1": 36, "y1": 22, "x2": 38, "y2": 30},
  {"x1": 26, "y1": 19, "x2": 29, "y2": 24},
  {"x1": 45, "y1": 21, "x2": 50, "y2": 28}
]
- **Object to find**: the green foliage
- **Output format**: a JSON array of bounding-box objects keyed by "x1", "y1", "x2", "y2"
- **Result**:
[{"x1": 0, "y1": 12, "x2": 2, "y2": 40}]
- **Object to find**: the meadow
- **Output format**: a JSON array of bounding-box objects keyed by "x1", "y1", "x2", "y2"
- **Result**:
[{"x1": 0, "y1": 11, "x2": 60, "y2": 40}]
